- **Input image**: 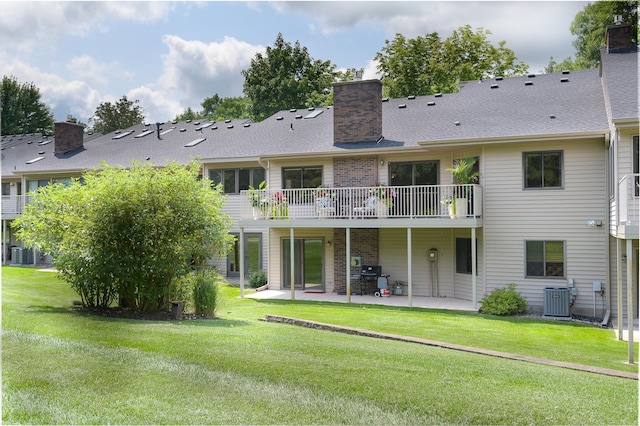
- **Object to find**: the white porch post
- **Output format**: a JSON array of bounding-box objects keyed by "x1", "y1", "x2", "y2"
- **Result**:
[
  {"x1": 239, "y1": 227, "x2": 245, "y2": 298},
  {"x1": 290, "y1": 228, "x2": 295, "y2": 300},
  {"x1": 2, "y1": 220, "x2": 6, "y2": 265},
  {"x1": 472, "y1": 227, "x2": 477, "y2": 310},
  {"x1": 617, "y1": 238, "x2": 623, "y2": 340},
  {"x1": 346, "y1": 228, "x2": 351, "y2": 304},
  {"x1": 626, "y1": 239, "x2": 634, "y2": 363},
  {"x1": 407, "y1": 228, "x2": 412, "y2": 307}
]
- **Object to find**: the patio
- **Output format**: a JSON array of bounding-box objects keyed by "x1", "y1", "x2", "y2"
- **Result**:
[{"x1": 242, "y1": 288, "x2": 477, "y2": 312}]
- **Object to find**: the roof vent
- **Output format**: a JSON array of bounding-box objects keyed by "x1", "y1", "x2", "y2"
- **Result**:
[
  {"x1": 179, "y1": 128, "x2": 186, "y2": 132},
  {"x1": 382, "y1": 98, "x2": 389, "y2": 102},
  {"x1": 211, "y1": 126, "x2": 218, "y2": 130},
  {"x1": 550, "y1": 114, "x2": 556, "y2": 119},
  {"x1": 527, "y1": 73, "x2": 536, "y2": 78},
  {"x1": 186, "y1": 120, "x2": 192, "y2": 123},
  {"x1": 308, "y1": 107, "x2": 315, "y2": 111},
  {"x1": 227, "y1": 125, "x2": 234, "y2": 129},
  {"x1": 276, "y1": 116, "x2": 284, "y2": 120},
  {"x1": 490, "y1": 84, "x2": 499, "y2": 89},
  {"x1": 495, "y1": 77, "x2": 504, "y2": 81},
  {"x1": 525, "y1": 81, "x2": 534, "y2": 86},
  {"x1": 398, "y1": 104, "x2": 407, "y2": 109},
  {"x1": 290, "y1": 123, "x2": 293, "y2": 131},
  {"x1": 560, "y1": 77, "x2": 569, "y2": 83},
  {"x1": 295, "y1": 114, "x2": 303, "y2": 119},
  {"x1": 454, "y1": 121, "x2": 461, "y2": 126},
  {"x1": 38, "y1": 151, "x2": 45, "y2": 155},
  {"x1": 289, "y1": 109, "x2": 297, "y2": 113},
  {"x1": 193, "y1": 121, "x2": 200, "y2": 125},
  {"x1": 407, "y1": 95, "x2": 416, "y2": 100},
  {"x1": 144, "y1": 123, "x2": 150, "y2": 127},
  {"x1": 225, "y1": 119, "x2": 231, "y2": 123},
  {"x1": 243, "y1": 123, "x2": 251, "y2": 128},
  {"x1": 562, "y1": 70, "x2": 570, "y2": 75},
  {"x1": 434, "y1": 93, "x2": 443, "y2": 97},
  {"x1": 27, "y1": 141, "x2": 33, "y2": 144},
  {"x1": 427, "y1": 101, "x2": 436, "y2": 106}
]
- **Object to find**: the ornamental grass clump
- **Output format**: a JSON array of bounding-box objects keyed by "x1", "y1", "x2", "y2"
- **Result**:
[
  {"x1": 479, "y1": 283, "x2": 527, "y2": 316},
  {"x1": 192, "y1": 269, "x2": 222, "y2": 317}
]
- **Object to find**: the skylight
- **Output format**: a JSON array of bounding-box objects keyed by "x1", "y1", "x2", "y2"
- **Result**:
[
  {"x1": 112, "y1": 130, "x2": 133, "y2": 140},
  {"x1": 195, "y1": 122, "x2": 214, "y2": 131},
  {"x1": 38, "y1": 140, "x2": 52, "y2": 146},
  {"x1": 134, "y1": 130, "x2": 154, "y2": 138},
  {"x1": 184, "y1": 138, "x2": 206, "y2": 147},
  {"x1": 304, "y1": 110, "x2": 323, "y2": 119},
  {"x1": 26, "y1": 156, "x2": 44, "y2": 164},
  {"x1": 160, "y1": 128, "x2": 174, "y2": 135}
]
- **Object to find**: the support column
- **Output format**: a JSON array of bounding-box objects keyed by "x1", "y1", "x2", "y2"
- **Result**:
[
  {"x1": 346, "y1": 228, "x2": 351, "y2": 304},
  {"x1": 2, "y1": 220, "x2": 6, "y2": 265},
  {"x1": 617, "y1": 238, "x2": 623, "y2": 340},
  {"x1": 239, "y1": 227, "x2": 245, "y2": 298},
  {"x1": 626, "y1": 239, "x2": 634, "y2": 364},
  {"x1": 472, "y1": 227, "x2": 477, "y2": 310},
  {"x1": 407, "y1": 228, "x2": 413, "y2": 307},
  {"x1": 290, "y1": 228, "x2": 295, "y2": 300}
]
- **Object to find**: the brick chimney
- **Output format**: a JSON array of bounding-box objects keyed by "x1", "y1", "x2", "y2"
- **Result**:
[
  {"x1": 333, "y1": 79, "x2": 383, "y2": 144},
  {"x1": 606, "y1": 17, "x2": 633, "y2": 53},
  {"x1": 54, "y1": 121, "x2": 84, "y2": 154}
]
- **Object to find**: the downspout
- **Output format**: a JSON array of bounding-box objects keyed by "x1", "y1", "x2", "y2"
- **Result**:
[{"x1": 604, "y1": 132, "x2": 612, "y2": 321}]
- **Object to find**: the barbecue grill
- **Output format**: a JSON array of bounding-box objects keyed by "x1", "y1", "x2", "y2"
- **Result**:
[{"x1": 359, "y1": 265, "x2": 381, "y2": 294}]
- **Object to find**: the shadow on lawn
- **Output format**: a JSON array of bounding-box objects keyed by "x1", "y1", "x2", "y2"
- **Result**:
[{"x1": 27, "y1": 304, "x2": 252, "y2": 328}]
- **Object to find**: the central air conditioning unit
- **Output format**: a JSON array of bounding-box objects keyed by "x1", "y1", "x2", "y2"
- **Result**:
[
  {"x1": 11, "y1": 247, "x2": 33, "y2": 265},
  {"x1": 543, "y1": 287, "x2": 570, "y2": 317}
]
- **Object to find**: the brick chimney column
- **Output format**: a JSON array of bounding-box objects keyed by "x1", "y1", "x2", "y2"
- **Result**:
[
  {"x1": 54, "y1": 121, "x2": 84, "y2": 154},
  {"x1": 606, "y1": 22, "x2": 633, "y2": 53},
  {"x1": 333, "y1": 79, "x2": 383, "y2": 144}
]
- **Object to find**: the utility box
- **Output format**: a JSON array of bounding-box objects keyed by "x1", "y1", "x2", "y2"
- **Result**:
[{"x1": 543, "y1": 287, "x2": 570, "y2": 317}]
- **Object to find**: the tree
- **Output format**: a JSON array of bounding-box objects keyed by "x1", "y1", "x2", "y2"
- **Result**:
[
  {"x1": 242, "y1": 33, "x2": 337, "y2": 121},
  {"x1": 544, "y1": 56, "x2": 582, "y2": 74},
  {"x1": 12, "y1": 161, "x2": 234, "y2": 313},
  {"x1": 374, "y1": 26, "x2": 529, "y2": 98},
  {"x1": 1, "y1": 75, "x2": 54, "y2": 135},
  {"x1": 90, "y1": 95, "x2": 145, "y2": 134},
  {"x1": 570, "y1": 0, "x2": 638, "y2": 69},
  {"x1": 174, "y1": 106, "x2": 204, "y2": 122}
]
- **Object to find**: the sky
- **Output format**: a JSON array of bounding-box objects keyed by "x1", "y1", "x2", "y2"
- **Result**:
[{"x1": 0, "y1": 1, "x2": 590, "y2": 126}]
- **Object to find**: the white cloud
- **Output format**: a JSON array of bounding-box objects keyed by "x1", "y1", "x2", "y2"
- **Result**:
[
  {"x1": 126, "y1": 85, "x2": 184, "y2": 124},
  {"x1": 158, "y1": 34, "x2": 264, "y2": 107},
  {"x1": 0, "y1": 1, "x2": 175, "y2": 53}
]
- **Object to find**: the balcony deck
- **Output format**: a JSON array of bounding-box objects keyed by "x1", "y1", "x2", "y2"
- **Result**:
[
  {"x1": 611, "y1": 174, "x2": 639, "y2": 239},
  {"x1": 238, "y1": 184, "x2": 483, "y2": 229}
]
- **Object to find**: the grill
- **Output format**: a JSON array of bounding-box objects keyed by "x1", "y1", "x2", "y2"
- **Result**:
[{"x1": 359, "y1": 265, "x2": 382, "y2": 294}]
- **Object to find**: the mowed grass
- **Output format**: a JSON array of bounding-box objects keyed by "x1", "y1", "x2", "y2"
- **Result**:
[{"x1": 2, "y1": 266, "x2": 638, "y2": 425}]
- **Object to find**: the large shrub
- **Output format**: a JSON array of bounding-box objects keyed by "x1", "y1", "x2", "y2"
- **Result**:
[
  {"x1": 479, "y1": 283, "x2": 527, "y2": 316},
  {"x1": 13, "y1": 161, "x2": 234, "y2": 313}
]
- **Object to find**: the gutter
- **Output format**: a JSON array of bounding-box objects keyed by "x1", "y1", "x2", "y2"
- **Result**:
[{"x1": 418, "y1": 131, "x2": 609, "y2": 148}]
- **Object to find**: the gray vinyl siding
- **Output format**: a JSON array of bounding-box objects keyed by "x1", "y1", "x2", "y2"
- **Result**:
[{"x1": 483, "y1": 138, "x2": 608, "y2": 315}]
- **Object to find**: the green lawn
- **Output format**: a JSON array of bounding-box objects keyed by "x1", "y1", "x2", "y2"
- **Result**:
[{"x1": 2, "y1": 266, "x2": 638, "y2": 425}]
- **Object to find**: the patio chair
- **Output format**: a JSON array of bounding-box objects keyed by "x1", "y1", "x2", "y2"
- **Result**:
[{"x1": 353, "y1": 195, "x2": 378, "y2": 217}]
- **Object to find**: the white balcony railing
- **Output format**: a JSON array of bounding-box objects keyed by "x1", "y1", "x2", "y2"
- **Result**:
[
  {"x1": 1, "y1": 195, "x2": 27, "y2": 215},
  {"x1": 241, "y1": 184, "x2": 482, "y2": 220},
  {"x1": 617, "y1": 174, "x2": 639, "y2": 226}
]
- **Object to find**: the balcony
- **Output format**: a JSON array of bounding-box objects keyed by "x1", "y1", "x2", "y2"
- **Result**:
[
  {"x1": 612, "y1": 174, "x2": 639, "y2": 239},
  {"x1": 240, "y1": 185, "x2": 482, "y2": 228},
  {"x1": 1, "y1": 195, "x2": 26, "y2": 218}
]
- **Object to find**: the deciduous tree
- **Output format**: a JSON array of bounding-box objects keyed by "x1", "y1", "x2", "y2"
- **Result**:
[
  {"x1": 375, "y1": 26, "x2": 529, "y2": 98},
  {"x1": 90, "y1": 95, "x2": 145, "y2": 134},
  {"x1": 12, "y1": 161, "x2": 234, "y2": 313},
  {"x1": 242, "y1": 33, "x2": 337, "y2": 120},
  {"x1": 1, "y1": 75, "x2": 54, "y2": 135}
]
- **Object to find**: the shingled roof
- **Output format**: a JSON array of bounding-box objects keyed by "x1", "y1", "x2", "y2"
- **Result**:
[{"x1": 3, "y1": 48, "x2": 635, "y2": 178}]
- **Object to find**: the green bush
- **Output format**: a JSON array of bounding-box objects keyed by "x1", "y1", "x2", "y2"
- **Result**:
[
  {"x1": 170, "y1": 274, "x2": 195, "y2": 313},
  {"x1": 479, "y1": 283, "x2": 527, "y2": 316},
  {"x1": 248, "y1": 270, "x2": 268, "y2": 289},
  {"x1": 192, "y1": 269, "x2": 222, "y2": 317}
]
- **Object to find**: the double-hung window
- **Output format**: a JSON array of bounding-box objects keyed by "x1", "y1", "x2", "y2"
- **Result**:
[
  {"x1": 209, "y1": 168, "x2": 265, "y2": 194},
  {"x1": 523, "y1": 151, "x2": 562, "y2": 189},
  {"x1": 525, "y1": 241, "x2": 565, "y2": 278}
]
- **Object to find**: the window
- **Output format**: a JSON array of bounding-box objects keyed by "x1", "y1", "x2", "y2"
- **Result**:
[
  {"x1": 1, "y1": 183, "x2": 10, "y2": 196},
  {"x1": 456, "y1": 238, "x2": 477, "y2": 274},
  {"x1": 390, "y1": 161, "x2": 438, "y2": 186},
  {"x1": 282, "y1": 166, "x2": 322, "y2": 189},
  {"x1": 209, "y1": 168, "x2": 265, "y2": 194},
  {"x1": 524, "y1": 151, "x2": 562, "y2": 189},
  {"x1": 526, "y1": 241, "x2": 565, "y2": 278}
]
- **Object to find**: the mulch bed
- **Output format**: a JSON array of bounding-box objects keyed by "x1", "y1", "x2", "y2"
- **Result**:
[{"x1": 71, "y1": 305, "x2": 215, "y2": 321}]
